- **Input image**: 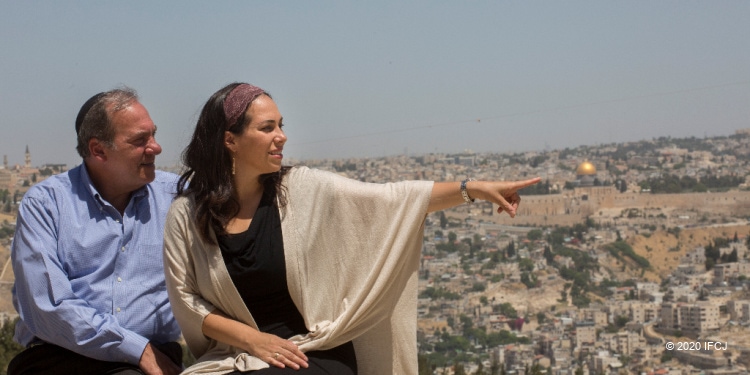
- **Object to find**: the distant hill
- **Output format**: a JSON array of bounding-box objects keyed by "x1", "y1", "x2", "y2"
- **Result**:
[{"x1": 627, "y1": 224, "x2": 750, "y2": 281}]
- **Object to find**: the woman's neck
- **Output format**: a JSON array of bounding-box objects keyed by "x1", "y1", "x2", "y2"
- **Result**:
[
  {"x1": 234, "y1": 178, "x2": 264, "y2": 207},
  {"x1": 225, "y1": 176, "x2": 264, "y2": 234}
]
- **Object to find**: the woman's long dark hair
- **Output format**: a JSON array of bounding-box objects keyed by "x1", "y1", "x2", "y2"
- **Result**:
[{"x1": 178, "y1": 82, "x2": 289, "y2": 244}]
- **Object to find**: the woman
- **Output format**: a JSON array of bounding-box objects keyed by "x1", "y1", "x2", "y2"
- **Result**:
[{"x1": 163, "y1": 82, "x2": 540, "y2": 374}]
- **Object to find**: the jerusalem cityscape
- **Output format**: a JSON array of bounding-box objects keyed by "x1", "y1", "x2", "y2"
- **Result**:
[{"x1": 1, "y1": 130, "x2": 750, "y2": 374}]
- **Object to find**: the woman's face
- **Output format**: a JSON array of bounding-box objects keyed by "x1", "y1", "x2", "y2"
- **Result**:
[{"x1": 225, "y1": 94, "x2": 287, "y2": 177}]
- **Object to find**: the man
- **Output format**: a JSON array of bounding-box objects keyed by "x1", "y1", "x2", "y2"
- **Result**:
[{"x1": 9, "y1": 87, "x2": 183, "y2": 375}]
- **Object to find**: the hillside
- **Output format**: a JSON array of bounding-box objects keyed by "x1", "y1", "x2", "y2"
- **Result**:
[
  {"x1": 0, "y1": 243, "x2": 14, "y2": 315},
  {"x1": 1, "y1": 212, "x2": 17, "y2": 315},
  {"x1": 628, "y1": 223, "x2": 750, "y2": 281}
]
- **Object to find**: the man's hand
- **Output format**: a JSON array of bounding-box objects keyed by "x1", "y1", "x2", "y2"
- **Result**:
[{"x1": 139, "y1": 343, "x2": 182, "y2": 375}]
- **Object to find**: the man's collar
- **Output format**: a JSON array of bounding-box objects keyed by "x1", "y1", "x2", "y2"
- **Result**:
[{"x1": 79, "y1": 163, "x2": 149, "y2": 210}]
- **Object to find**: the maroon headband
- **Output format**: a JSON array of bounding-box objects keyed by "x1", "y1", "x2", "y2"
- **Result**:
[{"x1": 223, "y1": 83, "x2": 266, "y2": 128}]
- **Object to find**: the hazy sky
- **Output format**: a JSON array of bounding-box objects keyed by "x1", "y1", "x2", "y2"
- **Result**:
[{"x1": 1, "y1": 1, "x2": 749, "y2": 168}]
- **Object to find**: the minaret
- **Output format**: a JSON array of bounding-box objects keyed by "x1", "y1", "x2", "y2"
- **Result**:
[{"x1": 25, "y1": 145, "x2": 31, "y2": 168}]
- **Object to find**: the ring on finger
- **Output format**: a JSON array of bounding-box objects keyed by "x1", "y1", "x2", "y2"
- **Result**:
[{"x1": 274, "y1": 352, "x2": 280, "y2": 359}]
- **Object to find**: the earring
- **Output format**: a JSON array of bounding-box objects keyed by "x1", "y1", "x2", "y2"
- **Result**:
[{"x1": 232, "y1": 157, "x2": 236, "y2": 175}]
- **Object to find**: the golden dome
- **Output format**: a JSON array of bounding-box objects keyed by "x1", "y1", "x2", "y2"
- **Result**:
[{"x1": 576, "y1": 161, "x2": 597, "y2": 175}]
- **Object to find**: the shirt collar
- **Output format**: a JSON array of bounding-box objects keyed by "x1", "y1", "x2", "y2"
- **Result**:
[{"x1": 79, "y1": 163, "x2": 150, "y2": 210}]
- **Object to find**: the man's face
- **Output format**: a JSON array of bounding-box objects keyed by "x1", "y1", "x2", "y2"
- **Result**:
[{"x1": 102, "y1": 101, "x2": 162, "y2": 193}]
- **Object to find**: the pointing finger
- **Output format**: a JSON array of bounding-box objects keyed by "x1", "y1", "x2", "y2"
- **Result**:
[{"x1": 512, "y1": 177, "x2": 542, "y2": 191}]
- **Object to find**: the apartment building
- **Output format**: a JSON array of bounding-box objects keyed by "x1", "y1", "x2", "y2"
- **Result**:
[
  {"x1": 727, "y1": 300, "x2": 750, "y2": 322},
  {"x1": 660, "y1": 302, "x2": 720, "y2": 333},
  {"x1": 575, "y1": 322, "x2": 596, "y2": 349},
  {"x1": 630, "y1": 302, "x2": 659, "y2": 324}
]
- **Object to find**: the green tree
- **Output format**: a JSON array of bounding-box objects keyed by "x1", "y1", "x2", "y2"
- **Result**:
[
  {"x1": 536, "y1": 312, "x2": 546, "y2": 324},
  {"x1": 705, "y1": 257, "x2": 716, "y2": 271},
  {"x1": 519, "y1": 258, "x2": 534, "y2": 272},
  {"x1": 448, "y1": 232, "x2": 457, "y2": 243},
  {"x1": 660, "y1": 351, "x2": 673, "y2": 363},
  {"x1": 490, "y1": 359, "x2": 501, "y2": 375},
  {"x1": 505, "y1": 241, "x2": 515, "y2": 258},
  {"x1": 530, "y1": 363, "x2": 544, "y2": 375},
  {"x1": 418, "y1": 354, "x2": 433, "y2": 375},
  {"x1": 728, "y1": 249, "x2": 739, "y2": 263},
  {"x1": 475, "y1": 360, "x2": 486, "y2": 375},
  {"x1": 459, "y1": 314, "x2": 474, "y2": 331},
  {"x1": 472, "y1": 282, "x2": 486, "y2": 292},
  {"x1": 493, "y1": 303, "x2": 518, "y2": 319},
  {"x1": 0, "y1": 318, "x2": 24, "y2": 372},
  {"x1": 520, "y1": 272, "x2": 538, "y2": 289},
  {"x1": 527, "y1": 229, "x2": 543, "y2": 241},
  {"x1": 543, "y1": 245, "x2": 553, "y2": 264}
]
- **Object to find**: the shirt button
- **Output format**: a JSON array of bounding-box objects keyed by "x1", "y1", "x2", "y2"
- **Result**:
[
  {"x1": 121, "y1": 246, "x2": 126, "y2": 252},
  {"x1": 116, "y1": 307, "x2": 121, "y2": 312},
  {"x1": 115, "y1": 219, "x2": 120, "y2": 223},
  {"x1": 117, "y1": 277, "x2": 122, "y2": 282}
]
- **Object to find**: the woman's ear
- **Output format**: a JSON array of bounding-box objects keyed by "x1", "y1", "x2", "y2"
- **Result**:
[{"x1": 224, "y1": 131, "x2": 237, "y2": 153}]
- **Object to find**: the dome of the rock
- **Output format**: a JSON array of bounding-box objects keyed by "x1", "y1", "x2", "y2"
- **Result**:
[{"x1": 576, "y1": 161, "x2": 596, "y2": 176}]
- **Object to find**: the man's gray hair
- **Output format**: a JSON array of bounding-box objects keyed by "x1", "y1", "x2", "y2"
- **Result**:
[{"x1": 75, "y1": 87, "x2": 139, "y2": 158}]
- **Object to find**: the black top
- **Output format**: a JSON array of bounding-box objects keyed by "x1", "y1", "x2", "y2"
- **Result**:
[
  {"x1": 218, "y1": 193, "x2": 307, "y2": 337},
  {"x1": 217, "y1": 193, "x2": 357, "y2": 373}
]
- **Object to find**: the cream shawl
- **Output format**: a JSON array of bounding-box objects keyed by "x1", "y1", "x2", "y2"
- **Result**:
[{"x1": 163, "y1": 167, "x2": 433, "y2": 374}]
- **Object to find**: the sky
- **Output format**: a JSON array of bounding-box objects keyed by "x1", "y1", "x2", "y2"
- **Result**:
[{"x1": 1, "y1": 1, "x2": 749, "y2": 168}]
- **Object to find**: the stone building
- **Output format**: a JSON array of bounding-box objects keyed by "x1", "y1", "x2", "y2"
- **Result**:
[
  {"x1": 575, "y1": 321, "x2": 596, "y2": 349},
  {"x1": 659, "y1": 301, "x2": 720, "y2": 334}
]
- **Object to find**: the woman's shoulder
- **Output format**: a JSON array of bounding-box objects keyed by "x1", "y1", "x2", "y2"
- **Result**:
[
  {"x1": 284, "y1": 166, "x2": 348, "y2": 192},
  {"x1": 171, "y1": 194, "x2": 194, "y2": 206},
  {"x1": 285, "y1": 165, "x2": 344, "y2": 181},
  {"x1": 284, "y1": 166, "x2": 314, "y2": 184},
  {"x1": 168, "y1": 194, "x2": 197, "y2": 218}
]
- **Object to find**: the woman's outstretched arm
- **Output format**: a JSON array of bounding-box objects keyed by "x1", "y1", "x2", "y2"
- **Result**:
[{"x1": 427, "y1": 177, "x2": 542, "y2": 216}]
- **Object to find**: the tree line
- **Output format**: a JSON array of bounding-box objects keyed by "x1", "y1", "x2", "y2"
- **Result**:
[{"x1": 639, "y1": 173, "x2": 743, "y2": 194}]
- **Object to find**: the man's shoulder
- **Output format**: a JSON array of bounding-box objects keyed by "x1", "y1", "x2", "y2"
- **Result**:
[
  {"x1": 153, "y1": 170, "x2": 180, "y2": 182},
  {"x1": 148, "y1": 170, "x2": 180, "y2": 195},
  {"x1": 22, "y1": 168, "x2": 77, "y2": 201}
]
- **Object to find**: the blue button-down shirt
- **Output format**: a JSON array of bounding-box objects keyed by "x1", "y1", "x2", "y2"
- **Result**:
[{"x1": 11, "y1": 164, "x2": 182, "y2": 364}]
